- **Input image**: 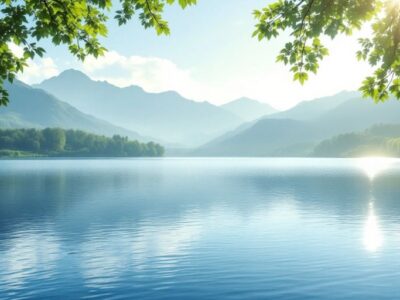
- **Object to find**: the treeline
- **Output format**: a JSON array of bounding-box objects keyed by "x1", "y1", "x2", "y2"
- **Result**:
[
  {"x1": 313, "y1": 124, "x2": 400, "y2": 157},
  {"x1": 0, "y1": 128, "x2": 164, "y2": 157}
]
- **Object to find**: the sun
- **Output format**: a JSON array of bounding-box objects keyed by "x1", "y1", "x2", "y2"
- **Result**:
[{"x1": 357, "y1": 157, "x2": 396, "y2": 180}]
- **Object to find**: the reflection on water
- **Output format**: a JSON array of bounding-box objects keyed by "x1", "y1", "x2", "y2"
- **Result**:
[
  {"x1": 80, "y1": 214, "x2": 202, "y2": 288},
  {"x1": 363, "y1": 202, "x2": 383, "y2": 252},
  {"x1": 0, "y1": 229, "x2": 61, "y2": 290},
  {"x1": 357, "y1": 157, "x2": 397, "y2": 180},
  {"x1": 357, "y1": 157, "x2": 395, "y2": 252},
  {"x1": 0, "y1": 158, "x2": 400, "y2": 300}
]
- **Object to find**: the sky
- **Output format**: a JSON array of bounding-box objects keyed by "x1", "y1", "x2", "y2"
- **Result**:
[{"x1": 16, "y1": 0, "x2": 373, "y2": 110}]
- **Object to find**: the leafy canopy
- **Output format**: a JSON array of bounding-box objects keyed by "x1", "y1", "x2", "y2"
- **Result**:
[
  {"x1": 0, "y1": 0, "x2": 196, "y2": 105},
  {"x1": 254, "y1": 0, "x2": 400, "y2": 102}
]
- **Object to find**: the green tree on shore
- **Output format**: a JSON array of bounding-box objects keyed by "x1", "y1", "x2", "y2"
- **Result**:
[
  {"x1": 42, "y1": 128, "x2": 66, "y2": 152},
  {"x1": 0, "y1": 128, "x2": 165, "y2": 157}
]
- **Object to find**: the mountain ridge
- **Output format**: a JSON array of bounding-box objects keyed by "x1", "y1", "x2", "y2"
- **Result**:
[
  {"x1": 195, "y1": 92, "x2": 400, "y2": 156},
  {"x1": 221, "y1": 97, "x2": 278, "y2": 121},
  {"x1": 1, "y1": 80, "x2": 156, "y2": 143},
  {"x1": 36, "y1": 70, "x2": 245, "y2": 147}
]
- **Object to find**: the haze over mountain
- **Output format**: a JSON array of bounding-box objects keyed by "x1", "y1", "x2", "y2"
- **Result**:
[
  {"x1": 315, "y1": 97, "x2": 400, "y2": 132},
  {"x1": 196, "y1": 92, "x2": 400, "y2": 156},
  {"x1": 268, "y1": 91, "x2": 361, "y2": 121},
  {"x1": 5, "y1": 77, "x2": 400, "y2": 157},
  {"x1": 36, "y1": 70, "x2": 244, "y2": 147},
  {"x1": 196, "y1": 119, "x2": 316, "y2": 156},
  {"x1": 313, "y1": 124, "x2": 400, "y2": 157},
  {"x1": 221, "y1": 97, "x2": 278, "y2": 121},
  {"x1": 1, "y1": 80, "x2": 149, "y2": 142}
]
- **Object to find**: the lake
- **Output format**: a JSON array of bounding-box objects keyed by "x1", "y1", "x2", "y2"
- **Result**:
[{"x1": 0, "y1": 158, "x2": 400, "y2": 299}]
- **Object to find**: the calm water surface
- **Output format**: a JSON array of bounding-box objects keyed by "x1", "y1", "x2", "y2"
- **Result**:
[{"x1": 0, "y1": 158, "x2": 400, "y2": 299}]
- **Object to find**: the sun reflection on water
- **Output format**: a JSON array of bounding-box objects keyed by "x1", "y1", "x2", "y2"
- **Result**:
[
  {"x1": 363, "y1": 202, "x2": 383, "y2": 252},
  {"x1": 357, "y1": 157, "x2": 396, "y2": 180}
]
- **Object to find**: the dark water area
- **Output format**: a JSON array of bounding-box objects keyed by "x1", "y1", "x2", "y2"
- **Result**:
[{"x1": 0, "y1": 158, "x2": 399, "y2": 299}]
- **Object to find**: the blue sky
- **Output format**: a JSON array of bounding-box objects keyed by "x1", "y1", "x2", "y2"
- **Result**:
[{"x1": 17, "y1": 0, "x2": 372, "y2": 110}]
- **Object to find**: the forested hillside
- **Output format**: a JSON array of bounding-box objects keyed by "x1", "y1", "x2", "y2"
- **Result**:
[
  {"x1": 0, "y1": 128, "x2": 164, "y2": 157},
  {"x1": 313, "y1": 124, "x2": 400, "y2": 157},
  {"x1": 36, "y1": 70, "x2": 244, "y2": 146},
  {"x1": 2, "y1": 80, "x2": 150, "y2": 142},
  {"x1": 196, "y1": 92, "x2": 400, "y2": 157}
]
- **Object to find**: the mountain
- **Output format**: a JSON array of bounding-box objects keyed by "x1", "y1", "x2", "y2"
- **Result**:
[
  {"x1": 196, "y1": 92, "x2": 400, "y2": 156},
  {"x1": 316, "y1": 97, "x2": 400, "y2": 133},
  {"x1": 36, "y1": 70, "x2": 244, "y2": 147},
  {"x1": 221, "y1": 97, "x2": 278, "y2": 121},
  {"x1": 195, "y1": 118, "x2": 317, "y2": 156},
  {"x1": 0, "y1": 80, "x2": 150, "y2": 142},
  {"x1": 268, "y1": 91, "x2": 360, "y2": 121},
  {"x1": 313, "y1": 124, "x2": 400, "y2": 157}
]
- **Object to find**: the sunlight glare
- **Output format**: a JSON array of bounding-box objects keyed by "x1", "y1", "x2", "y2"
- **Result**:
[
  {"x1": 387, "y1": 0, "x2": 400, "y2": 10},
  {"x1": 363, "y1": 202, "x2": 383, "y2": 252},
  {"x1": 357, "y1": 157, "x2": 395, "y2": 180}
]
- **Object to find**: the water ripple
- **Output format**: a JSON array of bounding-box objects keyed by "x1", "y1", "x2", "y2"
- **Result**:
[{"x1": 0, "y1": 158, "x2": 400, "y2": 299}]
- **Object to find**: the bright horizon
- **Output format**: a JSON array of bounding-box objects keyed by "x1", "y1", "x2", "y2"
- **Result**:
[{"x1": 13, "y1": 0, "x2": 373, "y2": 110}]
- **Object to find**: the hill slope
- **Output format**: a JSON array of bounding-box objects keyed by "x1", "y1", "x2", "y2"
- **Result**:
[
  {"x1": 0, "y1": 81, "x2": 150, "y2": 142},
  {"x1": 313, "y1": 124, "x2": 400, "y2": 157},
  {"x1": 221, "y1": 97, "x2": 278, "y2": 121},
  {"x1": 196, "y1": 93, "x2": 400, "y2": 156},
  {"x1": 316, "y1": 97, "x2": 400, "y2": 133},
  {"x1": 36, "y1": 70, "x2": 244, "y2": 146},
  {"x1": 195, "y1": 119, "x2": 318, "y2": 156},
  {"x1": 268, "y1": 91, "x2": 360, "y2": 121}
]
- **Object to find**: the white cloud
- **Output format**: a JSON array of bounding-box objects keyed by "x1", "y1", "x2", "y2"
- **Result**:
[
  {"x1": 80, "y1": 51, "x2": 297, "y2": 108},
  {"x1": 82, "y1": 51, "x2": 211, "y2": 101},
  {"x1": 7, "y1": 43, "x2": 60, "y2": 84},
  {"x1": 78, "y1": 36, "x2": 372, "y2": 110},
  {"x1": 9, "y1": 32, "x2": 373, "y2": 110},
  {"x1": 18, "y1": 58, "x2": 60, "y2": 84},
  {"x1": 7, "y1": 42, "x2": 24, "y2": 58}
]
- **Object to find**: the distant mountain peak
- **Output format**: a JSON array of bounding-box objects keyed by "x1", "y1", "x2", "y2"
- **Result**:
[
  {"x1": 60, "y1": 68, "x2": 86, "y2": 76},
  {"x1": 224, "y1": 97, "x2": 277, "y2": 109},
  {"x1": 35, "y1": 70, "x2": 244, "y2": 147},
  {"x1": 230, "y1": 97, "x2": 262, "y2": 104},
  {"x1": 267, "y1": 90, "x2": 361, "y2": 122},
  {"x1": 43, "y1": 69, "x2": 148, "y2": 95},
  {"x1": 56, "y1": 69, "x2": 91, "y2": 80},
  {"x1": 221, "y1": 97, "x2": 278, "y2": 121}
]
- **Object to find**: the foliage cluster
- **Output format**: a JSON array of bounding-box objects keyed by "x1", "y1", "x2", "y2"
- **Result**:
[
  {"x1": 0, "y1": 128, "x2": 164, "y2": 157},
  {"x1": 254, "y1": 0, "x2": 400, "y2": 102}
]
